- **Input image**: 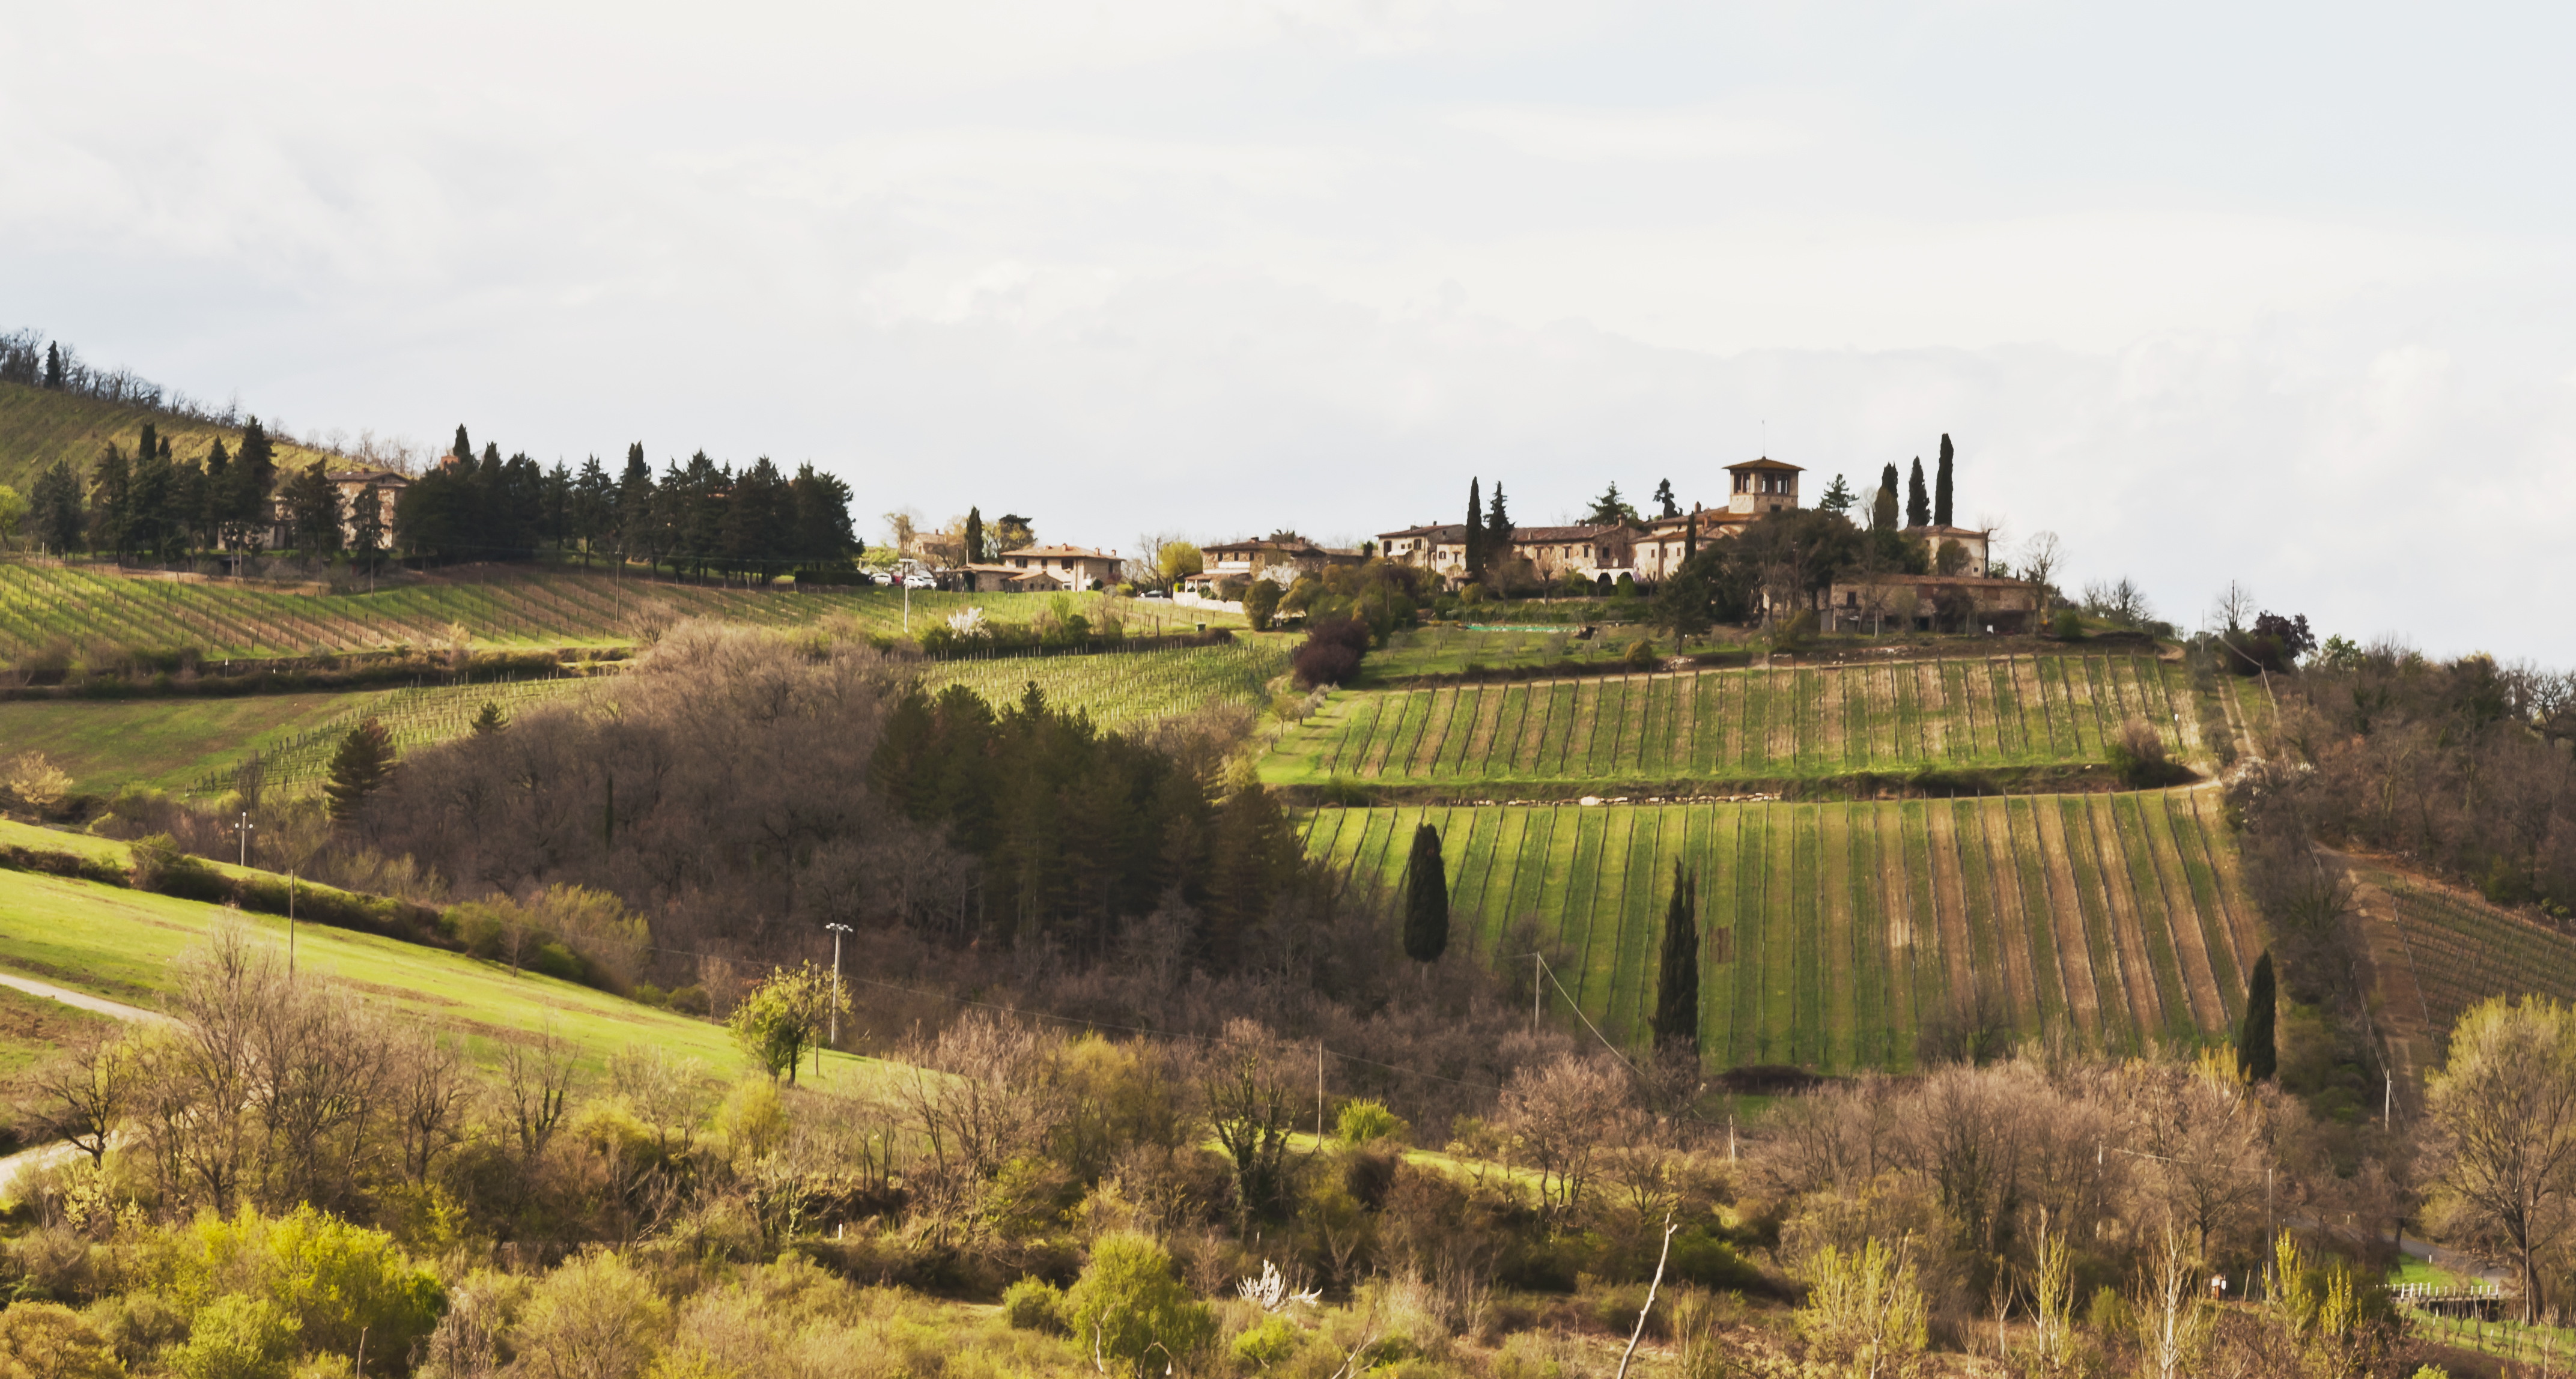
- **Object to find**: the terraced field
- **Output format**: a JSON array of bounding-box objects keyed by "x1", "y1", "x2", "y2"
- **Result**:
[
  {"x1": 1266, "y1": 653, "x2": 2202, "y2": 789},
  {"x1": 1305, "y1": 789, "x2": 2256, "y2": 1070},
  {"x1": 2378, "y1": 874, "x2": 2576, "y2": 1032},
  {"x1": 923, "y1": 640, "x2": 1289, "y2": 733},
  {"x1": 0, "y1": 563, "x2": 1229, "y2": 664}
]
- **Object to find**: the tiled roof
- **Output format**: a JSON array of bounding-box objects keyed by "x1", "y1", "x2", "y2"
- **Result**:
[{"x1": 1725, "y1": 456, "x2": 1804, "y2": 473}]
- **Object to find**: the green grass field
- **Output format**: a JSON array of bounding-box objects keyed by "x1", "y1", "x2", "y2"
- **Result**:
[
  {"x1": 1265, "y1": 653, "x2": 2203, "y2": 789},
  {"x1": 0, "y1": 563, "x2": 1237, "y2": 665},
  {"x1": 2377, "y1": 873, "x2": 2576, "y2": 1032},
  {"x1": 1305, "y1": 789, "x2": 2257, "y2": 1071},
  {"x1": 0, "y1": 858, "x2": 891, "y2": 1090}
]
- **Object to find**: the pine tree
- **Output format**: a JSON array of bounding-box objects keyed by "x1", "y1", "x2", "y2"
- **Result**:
[
  {"x1": 1653, "y1": 478, "x2": 1678, "y2": 519},
  {"x1": 1485, "y1": 481, "x2": 1513, "y2": 574},
  {"x1": 323, "y1": 719, "x2": 395, "y2": 822},
  {"x1": 1403, "y1": 823, "x2": 1449, "y2": 962},
  {"x1": 1906, "y1": 457, "x2": 1930, "y2": 528},
  {"x1": 1818, "y1": 474, "x2": 1856, "y2": 514},
  {"x1": 1652, "y1": 861, "x2": 1700, "y2": 1050},
  {"x1": 349, "y1": 482, "x2": 387, "y2": 572},
  {"x1": 1873, "y1": 464, "x2": 1900, "y2": 532},
  {"x1": 1465, "y1": 478, "x2": 1482, "y2": 580},
  {"x1": 1934, "y1": 434, "x2": 1954, "y2": 527},
  {"x1": 2237, "y1": 950, "x2": 2277, "y2": 1081},
  {"x1": 470, "y1": 700, "x2": 508, "y2": 735},
  {"x1": 451, "y1": 425, "x2": 473, "y2": 465}
]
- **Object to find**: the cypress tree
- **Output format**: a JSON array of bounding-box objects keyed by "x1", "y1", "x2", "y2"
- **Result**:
[
  {"x1": 2237, "y1": 950, "x2": 2278, "y2": 1081},
  {"x1": 1403, "y1": 823, "x2": 1449, "y2": 962},
  {"x1": 451, "y1": 425, "x2": 473, "y2": 464},
  {"x1": 41, "y1": 343, "x2": 61, "y2": 390},
  {"x1": 964, "y1": 506, "x2": 984, "y2": 565},
  {"x1": 323, "y1": 719, "x2": 395, "y2": 822},
  {"x1": 1934, "y1": 434, "x2": 1955, "y2": 527},
  {"x1": 1906, "y1": 456, "x2": 1930, "y2": 528},
  {"x1": 1873, "y1": 464, "x2": 1900, "y2": 532},
  {"x1": 1652, "y1": 861, "x2": 1700, "y2": 1050},
  {"x1": 1465, "y1": 478, "x2": 1482, "y2": 580},
  {"x1": 1486, "y1": 481, "x2": 1513, "y2": 572}
]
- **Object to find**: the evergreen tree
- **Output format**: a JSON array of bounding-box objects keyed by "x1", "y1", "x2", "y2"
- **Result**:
[
  {"x1": 1403, "y1": 823, "x2": 1449, "y2": 961},
  {"x1": 87, "y1": 444, "x2": 132, "y2": 558},
  {"x1": 324, "y1": 719, "x2": 395, "y2": 822},
  {"x1": 451, "y1": 425, "x2": 473, "y2": 465},
  {"x1": 1464, "y1": 478, "x2": 1482, "y2": 580},
  {"x1": 29, "y1": 460, "x2": 82, "y2": 554},
  {"x1": 1906, "y1": 456, "x2": 1930, "y2": 528},
  {"x1": 349, "y1": 482, "x2": 387, "y2": 572},
  {"x1": 282, "y1": 461, "x2": 344, "y2": 556},
  {"x1": 199, "y1": 439, "x2": 231, "y2": 549},
  {"x1": 470, "y1": 700, "x2": 508, "y2": 735},
  {"x1": 1583, "y1": 482, "x2": 1640, "y2": 526},
  {"x1": 615, "y1": 444, "x2": 655, "y2": 563},
  {"x1": 572, "y1": 455, "x2": 612, "y2": 560},
  {"x1": 1652, "y1": 861, "x2": 1700, "y2": 1050},
  {"x1": 1818, "y1": 474, "x2": 1856, "y2": 514},
  {"x1": 1653, "y1": 477, "x2": 1679, "y2": 519},
  {"x1": 1872, "y1": 464, "x2": 1900, "y2": 532},
  {"x1": 964, "y1": 506, "x2": 985, "y2": 565},
  {"x1": 1934, "y1": 434, "x2": 1955, "y2": 527},
  {"x1": 41, "y1": 343, "x2": 61, "y2": 390},
  {"x1": 1484, "y1": 481, "x2": 1513, "y2": 575},
  {"x1": 2237, "y1": 950, "x2": 2277, "y2": 1081}
]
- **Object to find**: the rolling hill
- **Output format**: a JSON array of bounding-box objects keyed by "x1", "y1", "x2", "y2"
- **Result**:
[{"x1": 0, "y1": 379, "x2": 348, "y2": 495}]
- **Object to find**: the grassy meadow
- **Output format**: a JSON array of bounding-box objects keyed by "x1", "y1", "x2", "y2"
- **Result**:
[
  {"x1": 1307, "y1": 789, "x2": 2259, "y2": 1070},
  {"x1": 0, "y1": 857, "x2": 892, "y2": 1090}
]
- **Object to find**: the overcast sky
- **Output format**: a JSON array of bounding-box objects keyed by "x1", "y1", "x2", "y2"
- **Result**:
[{"x1": 7, "y1": 2, "x2": 2572, "y2": 659}]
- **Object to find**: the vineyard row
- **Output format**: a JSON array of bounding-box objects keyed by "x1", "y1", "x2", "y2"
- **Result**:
[{"x1": 1304, "y1": 791, "x2": 2258, "y2": 1071}]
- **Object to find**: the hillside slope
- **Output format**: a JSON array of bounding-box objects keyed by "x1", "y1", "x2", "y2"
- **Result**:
[
  {"x1": 0, "y1": 379, "x2": 347, "y2": 494},
  {"x1": 0, "y1": 820, "x2": 889, "y2": 1085}
]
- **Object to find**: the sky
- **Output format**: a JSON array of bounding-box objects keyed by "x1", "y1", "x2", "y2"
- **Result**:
[{"x1": 6, "y1": 1, "x2": 2574, "y2": 660}]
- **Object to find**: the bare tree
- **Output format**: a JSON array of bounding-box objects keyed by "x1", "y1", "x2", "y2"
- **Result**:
[
  {"x1": 395, "y1": 1026, "x2": 479, "y2": 1184},
  {"x1": 1496, "y1": 1053, "x2": 1633, "y2": 1223},
  {"x1": 2018, "y1": 531, "x2": 2064, "y2": 615},
  {"x1": 2210, "y1": 579, "x2": 2257, "y2": 634},
  {"x1": 2082, "y1": 576, "x2": 2155, "y2": 628},
  {"x1": 500, "y1": 1021, "x2": 582, "y2": 1163},
  {"x1": 34, "y1": 1035, "x2": 130, "y2": 1168}
]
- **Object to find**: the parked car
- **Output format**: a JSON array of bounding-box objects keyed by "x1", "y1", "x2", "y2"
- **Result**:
[
  {"x1": 1140, "y1": 589, "x2": 1169, "y2": 600},
  {"x1": 902, "y1": 572, "x2": 935, "y2": 590}
]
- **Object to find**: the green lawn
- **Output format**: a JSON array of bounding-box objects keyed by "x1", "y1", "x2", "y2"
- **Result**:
[{"x1": 0, "y1": 858, "x2": 893, "y2": 1093}]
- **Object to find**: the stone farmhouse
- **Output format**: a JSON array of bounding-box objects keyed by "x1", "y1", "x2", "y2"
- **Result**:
[{"x1": 1191, "y1": 535, "x2": 1367, "y2": 590}]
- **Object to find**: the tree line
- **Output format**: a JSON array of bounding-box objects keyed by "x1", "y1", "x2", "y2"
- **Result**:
[{"x1": 24, "y1": 420, "x2": 860, "y2": 577}]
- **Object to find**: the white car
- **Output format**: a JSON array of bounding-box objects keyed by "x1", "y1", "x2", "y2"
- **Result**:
[
  {"x1": 902, "y1": 573, "x2": 935, "y2": 590},
  {"x1": 1141, "y1": 589, "x2": 1170, "y2": 600}
]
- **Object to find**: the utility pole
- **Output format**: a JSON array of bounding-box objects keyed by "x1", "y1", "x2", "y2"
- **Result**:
[
  {"x1": 235, "y1": 811, "x2": 254, "y2": 868},
  {"x1": 825, "y1": 923, "x2": 851, "y2": 1046},
  {"x1": 1533, "y1": 953, "x2": 1543, "y2": 1034}
]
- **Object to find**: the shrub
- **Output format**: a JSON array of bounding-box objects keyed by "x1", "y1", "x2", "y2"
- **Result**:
[
  {"x1": 2052, "y1": 608, "x2": 2085, "y2": 640},
  {"x1": 1065, "y1": 1234, "x2": 1216, "y2": 1378},
  {"x1": 2107, "y1": 715, "x2": 2188, "y2": 787},
  {"x1": 1243, "y1": 581, "x2": 1283, "y2": 632},
  {"x1": 131, "y1": 833, "x2": 227, "y2": 902},
  {"x1": 1001, "y1": 1277, "x2": 1069, "y2": 1333},
  {"x1": 0, "y1": 1301, "x2": 121, "y2": 1378},
  {"x1": 168, "y1": 1295, "x2": 296, "y2": 1379},
  {"x1": 1624, "y1": 638, "x2": 1658, "y2": 668},
  {"x1": 1335, "y1": 1099, "x2": 1408, "y2": 1145},
  {"x1": 512, "y1": 1250, "x2": 667, "y2": 1379},
  {"x1": 1233, "y1": 1314, "x2": 1301, "y2": 1369},
  {"x1": 1292, "y1": 616, "x2": 1372, "y2": 690}
]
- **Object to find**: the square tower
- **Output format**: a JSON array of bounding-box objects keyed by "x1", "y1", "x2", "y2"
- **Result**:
[{"x1": 1725, "y1": 456, "x2": 1803, "y2": 516}]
